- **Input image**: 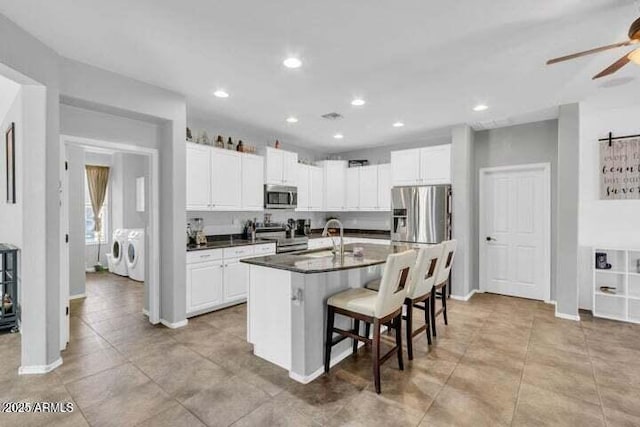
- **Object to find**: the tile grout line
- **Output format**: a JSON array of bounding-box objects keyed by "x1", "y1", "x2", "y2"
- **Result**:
[
  {"x1": 415, "y1": 301, "x2": 493, "y2": 426},
  {"x1": 507, "y1": 313, "x2": 535, "y2": 427},
  {"x1": 580, "y1": 321, "x2": 609, "y2": 426}
]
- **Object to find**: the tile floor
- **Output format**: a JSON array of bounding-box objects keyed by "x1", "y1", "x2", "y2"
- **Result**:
[{"x1": 1, "y1": 273, "x2": 640, "y2": 426}]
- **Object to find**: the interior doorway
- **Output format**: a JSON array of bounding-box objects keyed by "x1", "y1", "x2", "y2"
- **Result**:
[
  {"x1": 479, "y1": 163, "x2": 551, "y2": 301},
  {"x1": 59, "y1": 135, "x2": 160, "y2": 351}
]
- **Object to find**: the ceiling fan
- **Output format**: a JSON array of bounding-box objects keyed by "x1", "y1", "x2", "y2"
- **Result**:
[{"x1": 547, "y1": 16, "x2": 640, "y2": 79}]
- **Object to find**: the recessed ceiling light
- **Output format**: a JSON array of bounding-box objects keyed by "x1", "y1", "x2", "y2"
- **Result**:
[
  {"x1": 213, "y1": 89, "x2": 229, "y2": 98},
  {"x1": 393, "y1": 121, "x2": 405, "y2": 128},
  {"x1": 333, "y1": 133, "x2": 344, "y2": 139},
  {"x1": 283, "y1": 57, "x2": 302, "y2": 69},
  {"x1": 286, "y1": 116, "x2": 298, "y2": 123},
  {"x1": 351, "y1": 98, "x2": 366, "y2": 106},
  {"x1": 473, "y1": 104, "x2": 488, "y2": 111}
]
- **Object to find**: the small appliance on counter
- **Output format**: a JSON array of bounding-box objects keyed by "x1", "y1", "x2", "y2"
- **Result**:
[
  {"x1": 187, "y1": 218, "x2": 208, "y2": 246},
  {"x1": 296, "y1": 219, "x2": 311, "y2": 236}
]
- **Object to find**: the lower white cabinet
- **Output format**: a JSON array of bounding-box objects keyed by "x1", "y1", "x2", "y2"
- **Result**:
[
  {"x1": 187, "y1": 260, "x2": 224, "y2": 314},
  {"x1": 186, "y1": 243, "x2": 275, "y2": 316},
  {"x1": 223, "y1": 258, "x2": 248, "y2": 303}
]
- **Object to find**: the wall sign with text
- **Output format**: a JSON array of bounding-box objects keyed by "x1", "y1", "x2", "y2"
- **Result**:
[{"x1": 600, "y1": 137, "x2": 640, "y2": 200}]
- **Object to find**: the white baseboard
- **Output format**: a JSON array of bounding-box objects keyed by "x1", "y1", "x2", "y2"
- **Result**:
[
  {"x1": 288, "y1": 345, "x2": 361, "y2": 384},
  {"x1": 545, "y1": 300, "x2": 557, "y2": 306},
  {"x1": 142, "y1": 308, "x2": 149, "y2": 316},
  {"x1": 160, "y1": 318, "x2": 188, "y2": 329},
  {"x1": 555, "y1": 306, "x2": 581, "y2": 322},
  {"x1": 450, "y1": 289, "x2": 479, "y2": 301},
  {"x1": 69, "y1": 293, "x2": 86, "y2": 300},
  {"x1": 19, "y1": 357, "x2": 63, "y2": 375}
]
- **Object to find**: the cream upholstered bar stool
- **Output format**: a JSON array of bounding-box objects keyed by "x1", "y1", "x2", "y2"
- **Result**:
[
  {"x1": 431, "y1": 239, "x2": 457, "y2": 337},
  {"x1": 403, "y1": 244, "x2": 444, "y2": 360},
  {"x1": 324, "y1": 250, "x2": 417, "y2": 394}
]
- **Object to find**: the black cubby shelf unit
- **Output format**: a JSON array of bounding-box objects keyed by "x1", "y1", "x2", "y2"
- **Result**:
[{"x1": 0, "y1": 244, "x2": 19, "y2": 333}]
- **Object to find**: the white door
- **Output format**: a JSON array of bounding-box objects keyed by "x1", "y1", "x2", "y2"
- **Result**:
[
  {"x1": 309, "y1": 166, "x2": 324, "y2": 210},
  {"x1": 296, "y1": 164, "x2": 310, "y2": 211},
  {"x1": 480, "y1": 164, "x2": 550, "y2": 301},
  {"x1": 359, "y1": 166, "x2": 378, "y2": 210},
  {"x1": 223, "y1": 258, "x2": 248, "y2": 303},
  {"x1": 377, "y1": 164, "x2": 391, "y2": 211},
  {"x1": 265, "y1": 148, "x2": 284, "y2": 184},
  {"x1": 187, "y1": 260, "x2": 224, "y2": 313},
  {"x1": 186, "y1": 143, "x2": 211, "y2": 210},
  {"x1": 391, "y1": 148, "x2": 421, "y2": 186},
  {"x1": 421, "y1": 145, "x2": 451, "y2": 184},
  {"x1": 211, "y1": 150, "x2": 241, "y2": 209},
  {"x1": 241, "y1": 155, "x2": 264, "y2": 210},
  {"x1": 282, "y1": 151, "x2": 298, "y2": 186},
  {"x1": 345, "y1": 168, "x2": 360, "y2": 210}
]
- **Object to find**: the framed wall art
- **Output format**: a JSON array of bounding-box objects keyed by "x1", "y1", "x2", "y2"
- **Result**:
[
  {"x1": 600, "y1": 134, "x2": 640, "y2": 200},
  {"x1": 5, "y1": 122, "x2": 15, "y2": 204}
]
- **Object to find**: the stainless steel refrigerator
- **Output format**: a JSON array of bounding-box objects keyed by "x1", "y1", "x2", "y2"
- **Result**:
[{"x1": 391, "y1": 185, "x2": 452, "y2": 244}]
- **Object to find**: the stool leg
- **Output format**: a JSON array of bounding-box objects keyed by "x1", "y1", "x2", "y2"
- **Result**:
[
  {"x1": 405, "y1": 301, "x2": 413, "y2": 361},
  {"x1": 324, "y1": 306, "x2": 335, "y2": 374},
  {"x1": 425, "y1": 299, "x2": 432, "y2": 345},
  {"x1": 352, "y1": 319, "x2": 360, "y2": 355},
  {"x1": 395, "y1": 314, "x2": 404, "y2": 371},
  {"x1": 365, "y1": 323, "x2": 371, "y2": 343},
  {"x1": 372, "y1": 319, "x2": 381, "y2": 394},
  {"x1": 442, "y1": 284, "x2": 448, "y2": 325},
  {"x1": 431, "y1": 288, "x2": 437, "y2": 337}
]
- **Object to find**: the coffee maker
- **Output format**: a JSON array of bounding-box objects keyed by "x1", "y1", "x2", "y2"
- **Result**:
[
  {"x1": 187, "y1": 218, "x2": 208, "y2": 246},
  {"x1": 296, "y1": 219, "x2": 311, "y2": 236}
]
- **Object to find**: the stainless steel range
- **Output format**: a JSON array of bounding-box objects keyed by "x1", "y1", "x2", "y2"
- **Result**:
[{"x1": 255, "y1": 223, "x2": 308, "y2": 253}]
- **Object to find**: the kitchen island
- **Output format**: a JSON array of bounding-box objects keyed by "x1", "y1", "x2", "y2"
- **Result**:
[{"x1": 241, "y1": 242, "x2": 411, "y2": 384}]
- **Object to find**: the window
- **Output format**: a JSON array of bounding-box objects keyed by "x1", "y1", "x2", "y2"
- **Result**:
[{"x1": 85, "y1": 173, "x2": 109, "y2": 244}]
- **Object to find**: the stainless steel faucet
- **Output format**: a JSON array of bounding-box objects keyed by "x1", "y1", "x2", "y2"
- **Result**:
[{"x1": 322, "y1": 219, "x2": 344, "y2": 258}]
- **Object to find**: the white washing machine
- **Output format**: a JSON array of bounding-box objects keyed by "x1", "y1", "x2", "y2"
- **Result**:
[
  {"x1": 126, "y1": 229, "x2": 145, "y2": 282},
  {"x1": 107, "y1": 229, "x2": 129, "y2": 276}
]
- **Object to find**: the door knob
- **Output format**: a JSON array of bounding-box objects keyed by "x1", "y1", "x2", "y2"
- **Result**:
[{"x1": 486, "y1": 236, "x2": 496, "y2": 242}]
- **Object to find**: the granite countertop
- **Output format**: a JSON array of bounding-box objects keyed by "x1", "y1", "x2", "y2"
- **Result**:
[
  {"x1": 186, "y1": 236, "x2": 274, "y2": 252},
  {"x1": 241, "y1": 242, "x2": 414, "y2": 274},
  {"x1": 308, "y1": 229, "x2": 390, "y2": 240}
]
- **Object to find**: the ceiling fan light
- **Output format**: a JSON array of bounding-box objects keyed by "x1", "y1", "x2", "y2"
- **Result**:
[{"x1": 629, "y1": 49, "x2": 640, "y2": 65}]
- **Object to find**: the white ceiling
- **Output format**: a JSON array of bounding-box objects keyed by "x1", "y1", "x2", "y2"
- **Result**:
[{"x1": 1, "y1": 0, "x2": 639, "y2": 151}]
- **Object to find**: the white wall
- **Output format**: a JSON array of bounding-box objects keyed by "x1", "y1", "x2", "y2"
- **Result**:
[
  {"x1": 0, "y1": 80, "x2": 22, "y2": 247},
  {"x1": 578, "y1": 99, "x2": 640, "y2": 310}
]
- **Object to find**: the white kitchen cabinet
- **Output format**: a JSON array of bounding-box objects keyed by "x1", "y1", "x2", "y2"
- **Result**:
[
  {"x1": 296, "y1": 164, "x2": 310, "y2": 211},
  {"x1": 186, "y1": 259, "x2": 224, "y2": 313},
  {"x1": 309, "y1": 165, "x2": 324, "y2": 211},
  {"x1": 345, "y1": 168, "x2": 360, "y2": 210},
  {"x1": 320, "y1": 161, "x2": 347, "y2": 211},
  {"x1": 211, "y1": 149, "x2": 242, "y2": 209},
  {"x1": 186, "y1": 143, "x2": 212, "y2": 210},
  {"x1": 420, "y1": 144, "x2": 451, "y2": 184},
  {"x1": 241, "y1": 154, "x2": 264, "y2": 210},
  {"x1": 265, "y1": 147, "x2": 298, "y2": 186},
  {"x1": 377, "y1": 164, "x2": 391, "y2": 210},
  {"x1": 391, "y1": 144, "x2": 451, "y2": 186},
  {"x1": 223, "y1": 258, "x2": 248, "y2": 303},
  {"x1": 359, "y1": 166, "x2": 379, "y2": 210}
]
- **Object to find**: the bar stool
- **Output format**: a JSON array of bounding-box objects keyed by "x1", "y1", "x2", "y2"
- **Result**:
[
  {"x1": 431, "y1": 239, "x2": 457, "y2": 337},
  {"x1": 404, "y1": 244, "x2": 443, "y2": 360},
  {"x1": 324, "y1": 250, "x2": 417, "y2": 394}
]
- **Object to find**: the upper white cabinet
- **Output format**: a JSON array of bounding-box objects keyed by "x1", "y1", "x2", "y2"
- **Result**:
[
  {"x1": 345, "y1": 168, "x2": 360, "y2": 210},
  {"x1": 265, "y1": 147, "x2": 298, "y2": 186},
  {"x1": 359, "y1": 166, "x2": 379, "y2": 210},
  {"x1": 186, "y1": 142, "x2": 264, "y2": 211},
  {"x1": 320, "y1": 161, "x2": 347, "y2": 211},
  {"x1": 210, "y1": 149, "x2": 242, "y2": 209},
  {"x1": 391, "y1": 144, "x2": 451, "y2": 186},
  {"x1": 377, "y1": 164, "x2": 391, "y2": 210},
  {"x1": 296, "y1": 163, "x2": 310, "y2": 210},
  {"x1": 241, "y1": 154, "x2": 264, "y2": 211},
  {"x1": 186, "y1": 144, "x2": 212, "y2": 210},
  {"x1": 297, "y1": 163, "x2": 325, "y2": 211}
]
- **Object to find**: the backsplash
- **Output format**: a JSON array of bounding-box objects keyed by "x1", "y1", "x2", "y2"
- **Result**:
[
  {"x1": 187, "y1": 211, "x2": 326, "y2": 236},
  {"x1": 325, "y1": 211, "x2": 391, "y2": 231}
]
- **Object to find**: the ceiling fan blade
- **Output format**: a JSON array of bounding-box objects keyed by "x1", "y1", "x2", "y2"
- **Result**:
[
  {"x1": 547, "y1": 40, "x2": 635, "y2": 65},
  {"x1": 592, "y1": 52, "x2": 632, "y2": 79}
]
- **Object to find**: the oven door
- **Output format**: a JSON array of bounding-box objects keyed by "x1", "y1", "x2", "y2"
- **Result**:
[{"x1": 264, "y1": 185, "x2": 297, "y2": 209}]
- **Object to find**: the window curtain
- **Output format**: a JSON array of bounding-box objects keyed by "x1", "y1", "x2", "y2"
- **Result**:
[{"x1": 85, "y1": 165, "x2": 110, "y2": 233}]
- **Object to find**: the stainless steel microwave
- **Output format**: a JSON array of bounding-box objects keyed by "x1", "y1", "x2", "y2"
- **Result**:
[{"x1": 264, "y1": 184, "x2": 297, "y2": 209}]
